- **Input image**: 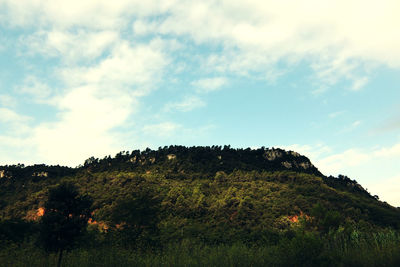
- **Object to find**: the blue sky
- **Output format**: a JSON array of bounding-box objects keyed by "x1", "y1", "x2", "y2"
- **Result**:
[{"x1": 0, "y1": 0, "x2": 400, "y2": 206}]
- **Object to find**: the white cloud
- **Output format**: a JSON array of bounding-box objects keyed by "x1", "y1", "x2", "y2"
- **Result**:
[
  {"x1": 150, "y1": 0, "x2": 399, "y2": 87},
  {"x1": 0, "y1": 107, "x2": 32, "y2": 140},
  {"x1": 22, "y1": 40, "x2": 168, "y2": 166},
  {"x1": 382, "y1": 119, "x2": 400, "y2": 133},
  {"x1": 60, "y1": 41, "x2": 167, "y2": 90},
  {"x1": 0, "y1": 134, "x2": 34, "y2": 165},
  {"x1": 133, "y1": 20, "x2": 160, "y2": 36},
  {"x1": 281, "y1": 143, "x2": 332, "y2": 162},
  {"x1": 164, "y1": 96, "x2": 205, "y2": 112},
  {"x1": 329, "y1": 110, "x2": 346, "y2": 118},
  {"x1": 352, "y1": 120, "x2": 361, "y2": 127},
  {"x1": 295, "y1": 143, "x2": 400, "y2": 178},
  {"x1": 286, "y1": 142, "x2": 400, "y2": 207},
  {"x1": 0, "y1": 107, "x2": 30, "y2": 124},
  {"x1": 192, "y1": 77, "x2": 227, "y2": 93},
  {"x1": 22, "y1": 30, "x2": 118, "y2": 63},
  {"x1": 337, "y1": 120, "x2": 362, "y2": 134},
  {"x1": 374, "y1": 111, "x2": 400, "y2": 134},
  {"x1": 316, "y1": 148, "x2": 371, "y2": 175},
  {"x1": 0, "y1": 1, "x2": 175, "y2": 166},
  {"x1": 17, "y1": 76, "x2": 52, "y2": 101},
  {"x1": 351, "y1": 76, "x2": 369, "y2": 91},
  {"x1": 0, "y1": 94, "x2": 17, "y2": 108},
  {"x1": 3, "y1": 0, "x2": 400, "y2": 90},
  {"x1": 142, "y1": 122, "x2": 182, "y2": 138},
  {"x1": 1, "y1": 0, "x2": 175, "y2": 30},
  {"x1": 368, "y1": 174, "x2": 400, "y2": 207},
  {"x1": 31, "y1": 85, "x2": 134, "y2": 166},
  {"x1": 1, "y1": 0, "x2": 400, "y2": 170},
  {"x1": 0, "y1": 135, "x2": 29, "y2": 148},
  {"x1": 373, "y1": 143, "x2": 400, "y2": 158}
]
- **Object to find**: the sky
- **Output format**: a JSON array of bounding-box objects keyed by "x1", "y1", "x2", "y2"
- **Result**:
[{"x1": 0, "y1": 0, "x2": 400, "y2": 206}]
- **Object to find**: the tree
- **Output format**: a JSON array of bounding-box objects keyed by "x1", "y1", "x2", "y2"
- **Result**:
[
  {"x1": 109, "y1": 189, "x2": 160, "y2": 247},
  {"x1": 310, "y1": 203, "x2": 342, "y2": 232},
  {"x1": 38, "y1": 182, "x2": 92, "y2": 267}
]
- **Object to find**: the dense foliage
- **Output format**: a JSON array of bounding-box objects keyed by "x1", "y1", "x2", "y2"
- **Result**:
[{"x1": 1, "y1": 146, "x2": 400, "y2": 266}]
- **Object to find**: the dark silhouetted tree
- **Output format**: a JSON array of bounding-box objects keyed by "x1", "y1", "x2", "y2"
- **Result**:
[{"x1": 38, "y1": 182, "x2": 92, "y2": 267}]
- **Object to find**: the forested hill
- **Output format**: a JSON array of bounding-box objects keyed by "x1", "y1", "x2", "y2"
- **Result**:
[
  {"x1": 1, "y1": 145, "x2": 399, "y2": 233},
  {"x1": 1, "y1": 146, "x2": 321, "y2": 179}
]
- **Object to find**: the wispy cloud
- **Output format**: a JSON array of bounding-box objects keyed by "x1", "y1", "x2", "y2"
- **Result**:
[
  {"x1": 369, "y1": 174, "x2": 400, "y2": 207},
  {"x1": 3, "y1": 0, "x2": 400, "y2": 88},
  {"x1": 306, "y1": 143, "x2": 400, "y2": 177},
  {"x1": 192, "y1": 77, "x2": 227, "y2": 93},
  {"x1": 21, "y1": 30, "x2": 118, "y2": 64},
  {"x1": 284, "y1": 142, "x2": 400, "y2": 174},
  {"x1": 281, "y1": 143, "x2": 332, "y2": 162},
  {"x1": 1, "y1": 0, "x2": 400, "y2": 168},
  {"x1": 372, "y1": 110, "x2": 400, "y2": 134},
  {"x1": 317, "y1": 148, "x2": 371, "y2": 174},
  {"x1": 1, "y1": 0, "x2": 173, "y2": 29},
  {"x1": 59, "y1": 41, "x2": 167, "y2": 88},
  {"x1": 146, "y1": 1, "x2": 399, "y2": 88},
  {"x1": 2, "y1": 36, "x2": 168, "y2": 166},
  {"x1": 329, "y1": 110, "x2": 346, "y2": 119},
  {"x1": 337, "y1": 120, "x2": 362, "y2": 134},
  {"x1": 27, "y1": 40, "x2": 168, "y2": 166},
  {"x1": 0, "y1": 107, "x2": 32, "y2": 144},
  {"x1": 142, "y1": 122, "x2": 182, "y2": 138},
  {"x1": 17, "y1": 76, "x2": 52, "y2": 102},
  {"x1": 0, "y1": 94, "x2": 17, "y2": 108},
  {"x1": 164, "y1": 96, "x2": 205, "y2": 112},
  {"x1": 285, "y1": 142, "x2": 400, "y2": 207},
  {"x1": 317, "y1": 144, "x2": 400, "y2": 207},
  {"x1": 381, "y1": 119, "x2": 400, "y2": 133},
  {"x1": 351, "y1": 77, "x2": 369, "y2": 91},
  {"x1": 0, "y1": 107, "x2": 31, "y2": 124}
]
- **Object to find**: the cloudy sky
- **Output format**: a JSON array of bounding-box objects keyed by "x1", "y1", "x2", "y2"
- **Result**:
[{"x1": 0, "y1": 0, "x2": 400, "y2": 206}]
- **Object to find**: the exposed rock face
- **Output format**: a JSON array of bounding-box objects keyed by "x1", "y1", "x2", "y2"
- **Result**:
[
  {"x1": 32, "y1": 171, "x2": 48, "y2": 177},
  {"x1": 0, "y1": 170, "x2": 10, "y2": 179},
  {"x1": 290, "y1": 151, "x2": 300, "y2": 157},
  {"x1": 261, "y1": 148, "x2": 315, "y2": 171},
  {"x1": 129, "y1": 155, "x2": 157, "y2": 164},
  {"x1": 282, "y1": 161, "x2": 292, "y2": 168},
  {"x1": 167, "y1": 154, "x2": 176, "y2": 160},
  {"x1": 263, "y1": 149, "x2": 283, "y2": 161},
  {"x1": 299, "y1": 162, "x2": 312, "y2": 169},
  {"x1": 129, "y1": 156, "x2": 137, "y2": 163},
  {"x1": 281, "y1": 160, "x2": 313, "y2": 170}
]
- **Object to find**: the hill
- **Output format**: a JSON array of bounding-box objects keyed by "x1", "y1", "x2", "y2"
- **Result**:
[
  {"x1": 1, "y1": 146, "x2": 398, "y2": 229},
  {"x1": 1, "y1": 146, "x2": 400, "y2": 266}
]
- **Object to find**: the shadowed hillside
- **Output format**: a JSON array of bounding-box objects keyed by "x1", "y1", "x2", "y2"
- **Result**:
[
  {"x1": 0, "y1": 146, "x2": 398, "y2": 225},
  {"x1": 1, "y1": 146, "x2": 400, "y2": 266}
]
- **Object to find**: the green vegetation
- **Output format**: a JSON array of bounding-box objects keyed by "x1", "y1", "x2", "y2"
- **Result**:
[
  {"x1": 1, "y1": 230, "x2": 400, "y2": 266},
  {"x1": 38, "y1": 183, "x2": 92, "y2": 267},
  {"x1": 1, "y1": 146, "x2": 400, "y2": 266}
]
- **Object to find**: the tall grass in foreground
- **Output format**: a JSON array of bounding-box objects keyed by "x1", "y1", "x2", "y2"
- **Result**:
[
  {"x1": 1, "y1": 230, "x2": 400, "y2": 267},
  {"x1": 326, "y1": 229, "x2": 400, "y2": 267}
]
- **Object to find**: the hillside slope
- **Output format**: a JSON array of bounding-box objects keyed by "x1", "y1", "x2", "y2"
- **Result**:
[{"x1": 1, "y1": 146, "x2": 399, "y2": 243}]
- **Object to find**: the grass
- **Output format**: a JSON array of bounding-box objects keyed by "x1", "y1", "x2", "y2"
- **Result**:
[{"x1": 1, "y1": 229, "x2": 400, "y2": 267}]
